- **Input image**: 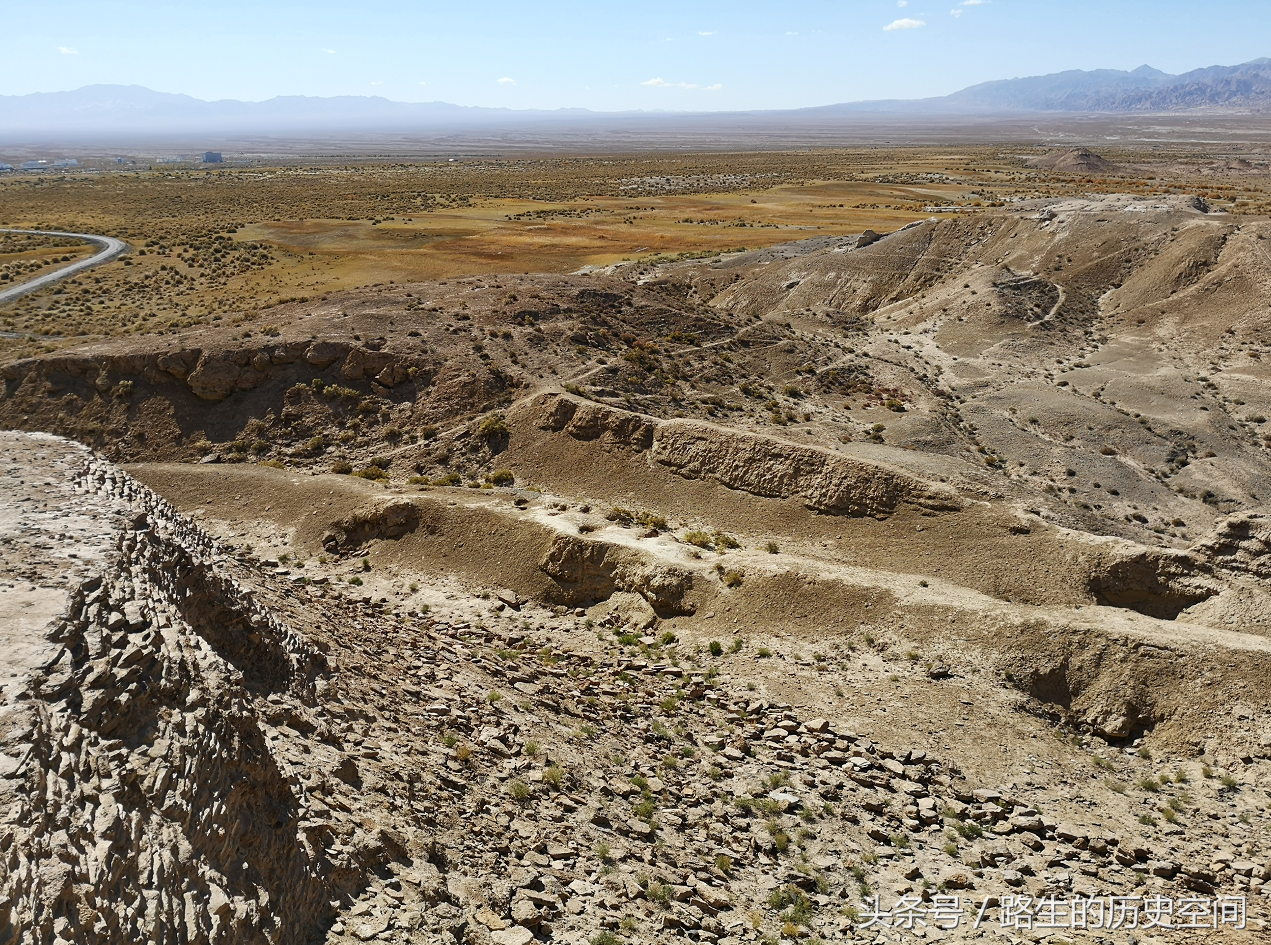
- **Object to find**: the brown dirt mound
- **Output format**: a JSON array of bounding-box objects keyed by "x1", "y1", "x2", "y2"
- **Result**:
[{"x1": 1026, "y1": 148, "x2": 1121, "y2": 173}]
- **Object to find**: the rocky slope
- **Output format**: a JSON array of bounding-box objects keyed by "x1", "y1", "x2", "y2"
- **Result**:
[
  {"x1": 1, "y1": 433, "x2": 334, "y2": 944},
  {"x1": 3, "y1": 433, "x2": 1270, "y2": 945}
]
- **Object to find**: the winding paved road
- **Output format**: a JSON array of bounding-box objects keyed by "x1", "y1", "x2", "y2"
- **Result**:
[{"x1": 0, "y1": 229, "x2": 128, "y2": 307}]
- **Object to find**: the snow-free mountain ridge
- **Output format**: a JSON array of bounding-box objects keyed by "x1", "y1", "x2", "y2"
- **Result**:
[{"x1": 2, "y1": 59, "x2": 1269, "y2": 140}]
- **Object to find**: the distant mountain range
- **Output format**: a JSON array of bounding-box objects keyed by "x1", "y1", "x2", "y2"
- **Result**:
[
  {"x1": 940, "y1": 58, "x2": 1271, "y2": 113},
  {"x1": 2, "y1": 58, "x2": 1268, "y2": 142}
]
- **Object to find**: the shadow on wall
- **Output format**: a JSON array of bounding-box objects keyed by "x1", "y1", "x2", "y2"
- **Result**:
[{"x1": 1088, "y1": 554, "x2": 1215, "y2": 621}]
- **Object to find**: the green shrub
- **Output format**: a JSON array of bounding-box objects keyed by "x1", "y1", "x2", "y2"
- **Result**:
[
  {"x1": 477, "y1": 413, "x2": 508, "y2": 440},
  {"x1": 647, "y1": 882, "x2": 671, "y2": 907},
  {"x1": 635, "y1": 510, "x2": 667, "y2": 530}
]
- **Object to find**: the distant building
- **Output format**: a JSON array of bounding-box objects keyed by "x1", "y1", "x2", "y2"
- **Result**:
[
  {"x1": 20, "y1": 160, "x2": 46, "y2": 171},
  {"x1": 52, "y1": 158, "x2": 78, "y2": 168},
  {"x1": 202, "y1": 152, "x2": 223, "y2": 163}
]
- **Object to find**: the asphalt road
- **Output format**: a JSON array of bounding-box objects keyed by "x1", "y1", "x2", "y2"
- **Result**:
[{"x1": 0, "y1": 229, "x2": 128, "y2": 307}]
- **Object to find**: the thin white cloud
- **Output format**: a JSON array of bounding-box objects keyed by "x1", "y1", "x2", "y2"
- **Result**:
[
  {"x1": 883, "y1": 17, "x2": 925, "y2": 30},
  {"x1": 497, "y1": 77, "x2": 516, "y2": 86},
  {"x1": 699, "y1": 31, "x2": 714, "y2": 36},
  {"x1": 58, "y1": 46, "x2": 78, "y2": 55},
  {"x1": 951, "y1": 8, "x2": 963, "y2": 15},
  {"x1": 641, "y1": 77, "x2": 722, "y2": 91},
  {"x1": 961, "y1": 0, "x2": 989, "y2": 5},
  {"x1": 324, "y1": 49, "x2": 336, "y2": 54},
  {"x1": 897, "y1": 0, "x2": 908, "y2": 6}
]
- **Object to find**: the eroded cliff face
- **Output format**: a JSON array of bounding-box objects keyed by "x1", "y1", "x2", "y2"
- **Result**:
[
  {"x1": 518, "y1": 391, "x2": 963, "y2": 519},
  {"x1": 0, "y1": 434, "x2": 342, "y2": 945}
]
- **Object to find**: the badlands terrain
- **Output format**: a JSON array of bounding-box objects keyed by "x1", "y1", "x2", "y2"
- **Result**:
[{"x1": 2, "y1": 149, "x2": 1271, "y2": 944}]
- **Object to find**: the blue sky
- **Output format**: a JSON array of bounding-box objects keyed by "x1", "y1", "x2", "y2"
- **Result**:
[{"x1": 5, "y1": 1, "x2": 1270, "y2": 110}]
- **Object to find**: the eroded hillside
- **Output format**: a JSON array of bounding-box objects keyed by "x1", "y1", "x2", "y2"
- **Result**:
[{"x1": 4, "y1": 191, "x2": 1271, "y2": 944}]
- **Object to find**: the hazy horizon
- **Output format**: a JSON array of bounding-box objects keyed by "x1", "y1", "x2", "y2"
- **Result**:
[{"x1": 6, "y1": 0, "x2": 1271, "y2": 112}]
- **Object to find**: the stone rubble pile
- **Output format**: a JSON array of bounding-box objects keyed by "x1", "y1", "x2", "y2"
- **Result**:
[{"x1": 2, "y1": 441, "x2": 336, "y2": 945}]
